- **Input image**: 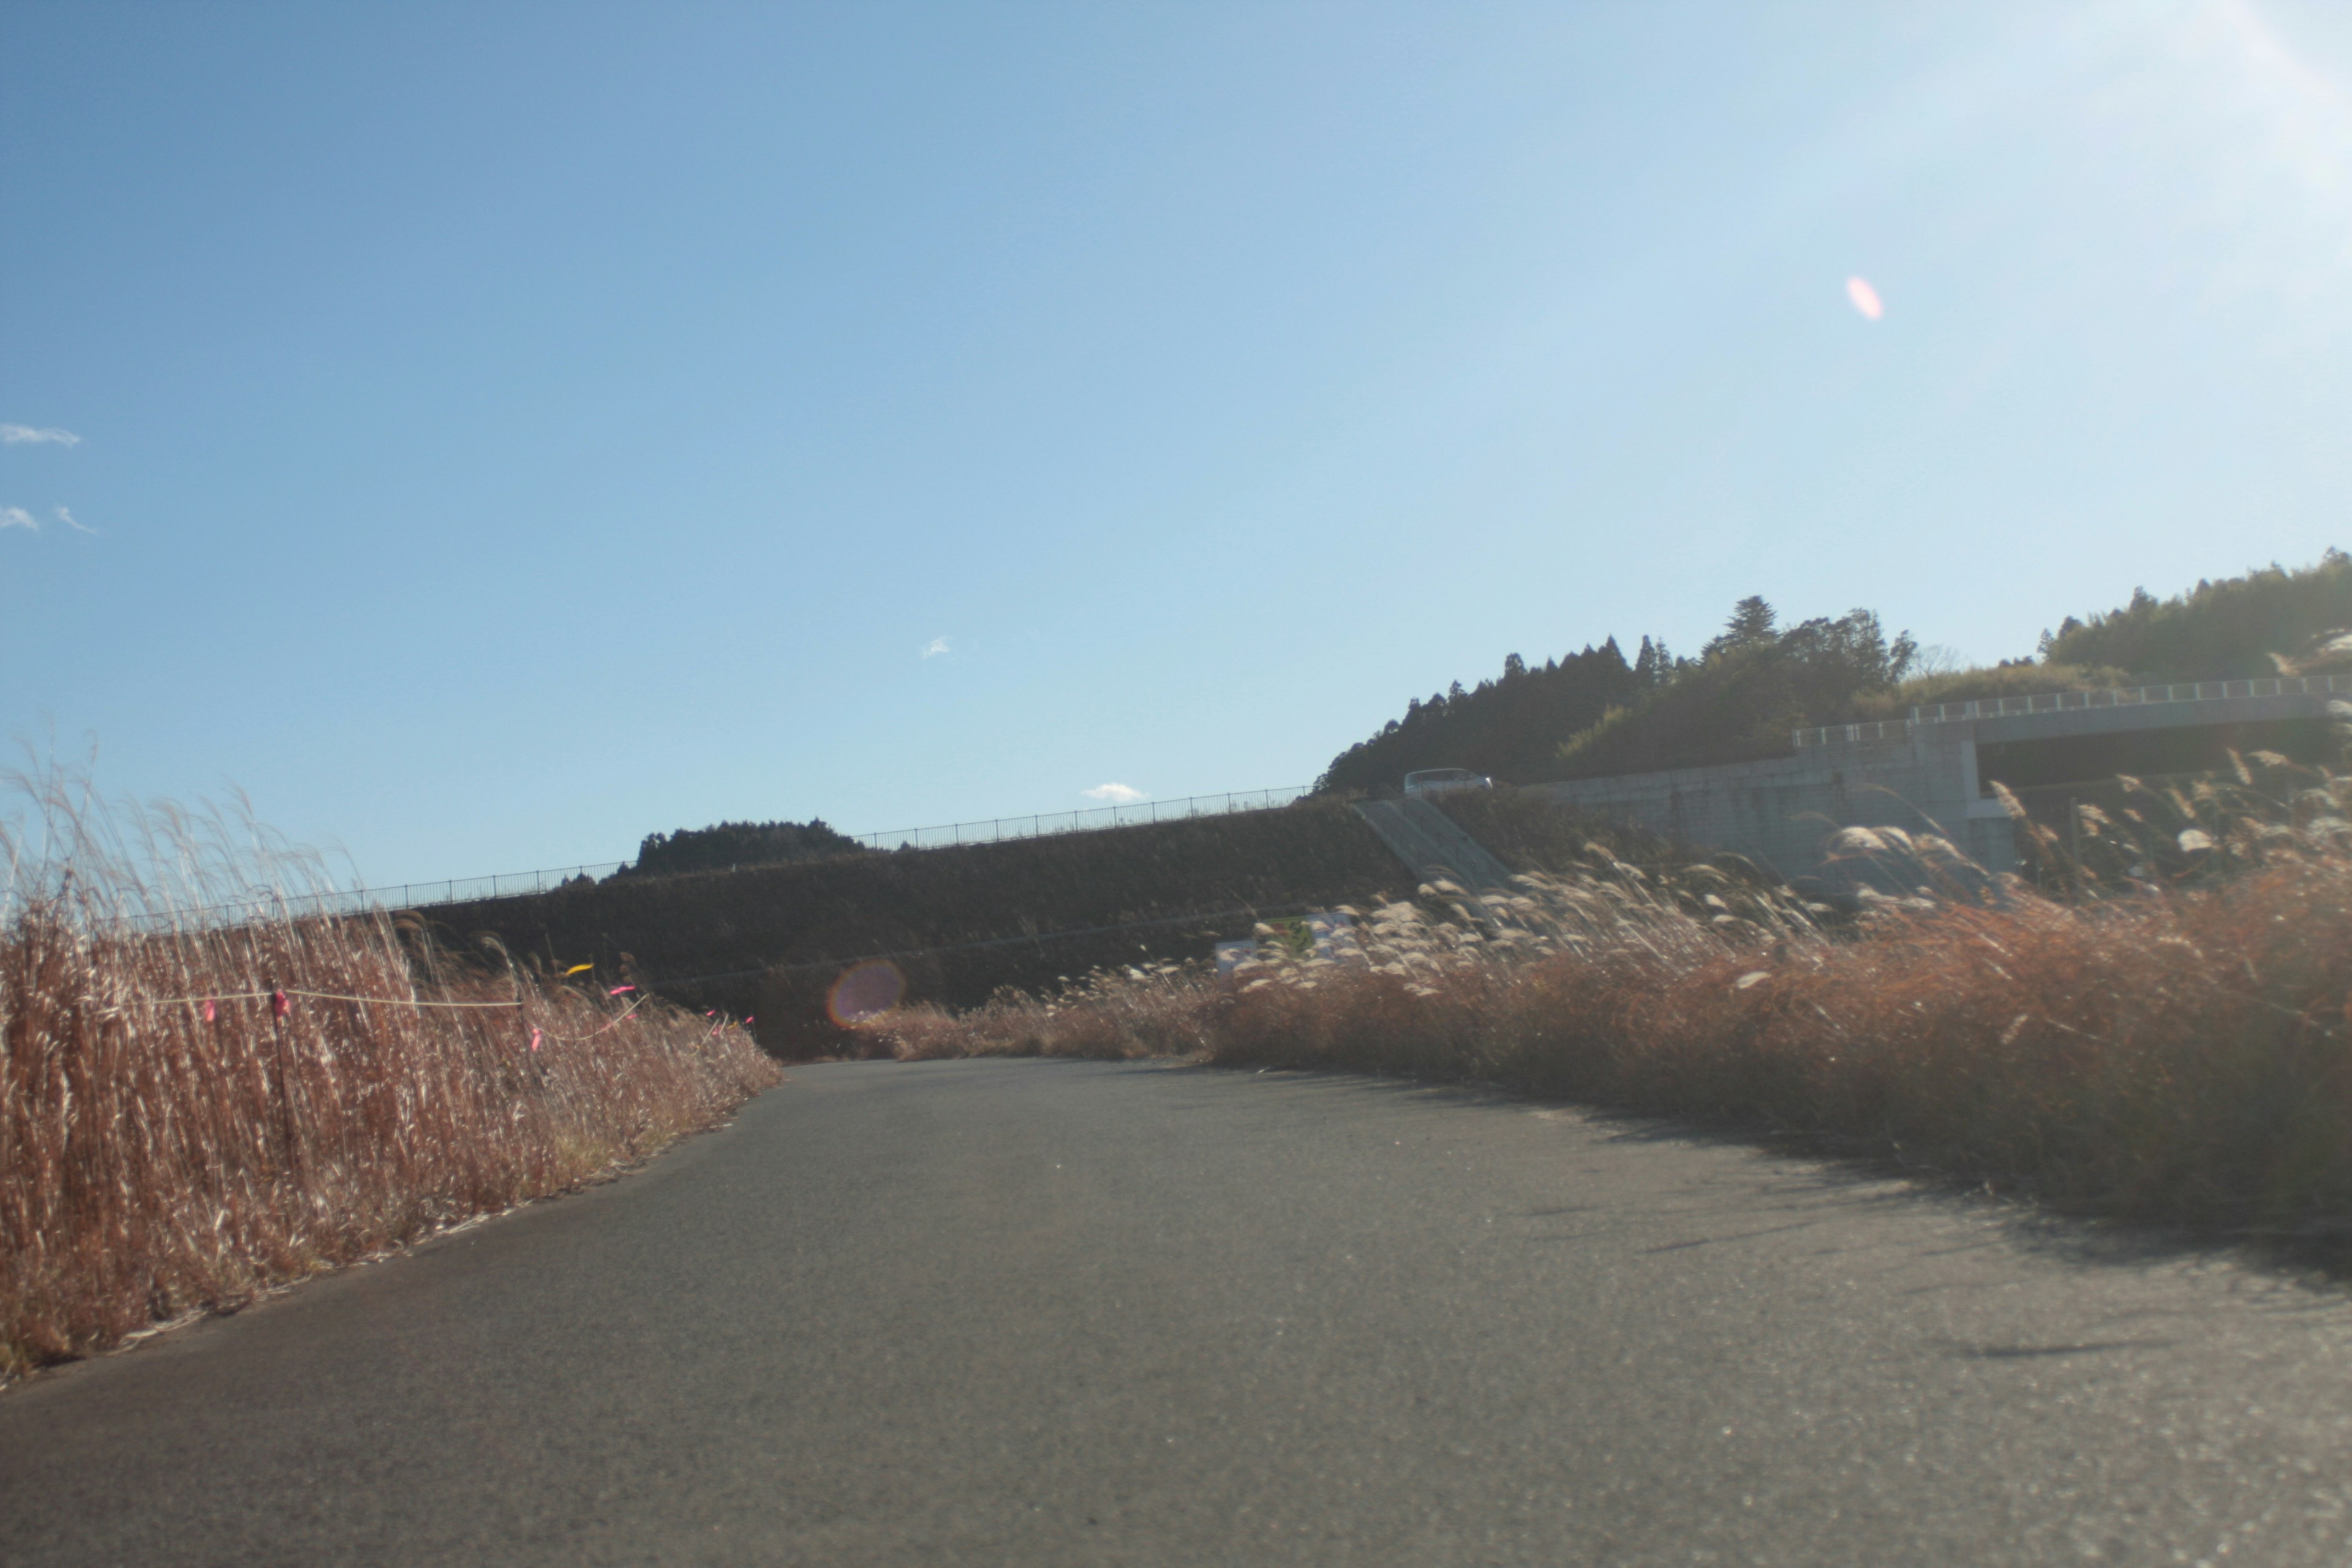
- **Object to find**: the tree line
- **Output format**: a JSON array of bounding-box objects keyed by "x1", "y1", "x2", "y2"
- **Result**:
[
  {"x1": 1317, "y1": 549, "x2": 2352, "y2": 794},
  {"x1": 620, "y1": 818, "x2": 866, "y2": 878}
]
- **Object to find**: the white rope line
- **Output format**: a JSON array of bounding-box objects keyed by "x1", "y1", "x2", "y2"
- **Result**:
[
  {"x1": 124, "y1": 988, "x2": 682, "y2": 1041},
  {"x1": 133, "y1": 987, "x2": 526, "y2": 1010}
]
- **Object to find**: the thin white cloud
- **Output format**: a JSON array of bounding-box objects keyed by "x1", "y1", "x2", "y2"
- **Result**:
[
  {"x1": 1, "y1": 507, "x2": 38, "y2": 532},
  {"x1": 1084, "y1": 783, "x2": 1146, "y2": 804},
  {"x1": 1, "y1": 425, "x2": 81, "y2": 447},
  {"x1": 56, "y1": 506, "x2": 96, "y2": 535},
  {"x1": 921, "y1": 636, "x2": 952, "y2": 658}
]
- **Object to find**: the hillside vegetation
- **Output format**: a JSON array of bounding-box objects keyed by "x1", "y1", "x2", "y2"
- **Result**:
[
  {"x1": 1553, "y1": 603, "x2": 1915, "y2": 779},
  {"x1": 1316, "y1": 638, "x2": 1654, "y2": 794},
  {"x1": 2041, "y1": 549, "x2": 2352, "y2": 679},
  {"x1": 623, "y1": 816, "x2": 865, "y2": 878},
  {"x1": 1317, "y1": 549, "x2": 2351, "y2": 792},
  {"x1": 421, "y1": 801, "x2": 1407, "y2": 1057}
]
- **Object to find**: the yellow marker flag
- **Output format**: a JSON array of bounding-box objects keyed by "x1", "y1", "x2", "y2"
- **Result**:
[{"x1": 563, "y1": 963, "x2": 595, "y2": 976}]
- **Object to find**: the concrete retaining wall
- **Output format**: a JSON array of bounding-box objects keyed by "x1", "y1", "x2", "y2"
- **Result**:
[
  {"x1": 1527, "y1": 725, "x2": 2011, "y2": 890},
  {"x1": 1521, "y1": 682, "x2": 2344, "y2": 889}
]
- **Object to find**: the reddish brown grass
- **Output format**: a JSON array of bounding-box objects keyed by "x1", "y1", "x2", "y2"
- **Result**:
[
  {"x1": 1, "y1": 773, "x2": 780, "y2": 1378},
  {"x1": 859, "y1": 769, "x2": 2352, "y2": 1237}
]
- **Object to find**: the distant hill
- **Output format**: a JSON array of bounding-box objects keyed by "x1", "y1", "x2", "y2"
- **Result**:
[
  {"x1": 621, "y1": 818, "x2": 865, "y2": 878},
  {"x1": 418, "y1": 801, "x2": 1406, "y2": 1057},
  {"x1": 2038, "y1": 549, "x2": 2352, "y2": 680},
  {"x1": 1316, "y1": 550, "x2": 2350, "y2": 793}
]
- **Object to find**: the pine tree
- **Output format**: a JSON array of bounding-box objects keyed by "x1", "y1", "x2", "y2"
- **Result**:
[
  {"x1": 1633, "y1": 635, "x2": 1673, "y2": 688},
  {"x1": 1702, "y1": 596, "x2": 1777, "y2": 659}
]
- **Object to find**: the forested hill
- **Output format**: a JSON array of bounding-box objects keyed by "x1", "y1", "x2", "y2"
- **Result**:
[
  {"x1": 1315, "y1": 638, "x2": 1671, "y2": 796},
  {"x1": 1317, "y1": 550, "x2": 2352, "y2": 795},
  {"x1": 2038, "y1": 550, "x2": 2352, "y2": 679},
  {"x1": 620, "y1": 818, "x2": 865, "y2": 878}
]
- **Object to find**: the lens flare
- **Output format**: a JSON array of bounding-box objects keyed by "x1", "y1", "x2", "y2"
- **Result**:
[
  {"x1": 1845, "y1": 276, "x2": 1884, "y2": 320},
  {"x1": 826, "y1": 960, "x2": 907, "y2": 1025}
]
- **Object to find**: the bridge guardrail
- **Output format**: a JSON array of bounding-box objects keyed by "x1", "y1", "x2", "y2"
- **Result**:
[{"x1": 1793, "y1": 674, "x2": 2352, "y2": 748}]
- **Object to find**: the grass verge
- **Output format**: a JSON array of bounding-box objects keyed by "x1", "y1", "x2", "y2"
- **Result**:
[
  {"x1": 859, "y1": 757, "x2": 2352, "y2": 1238},
  {"x1": 1, "y1": 770, "x2": 780, "y2": 1379}
]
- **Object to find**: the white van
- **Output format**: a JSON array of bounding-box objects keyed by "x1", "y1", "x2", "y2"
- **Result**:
[{"x1": 1402, "y1": 767, "x2": 1493, "y2": 798}]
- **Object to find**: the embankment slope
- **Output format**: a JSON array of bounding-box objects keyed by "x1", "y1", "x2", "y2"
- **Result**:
[{"x1": 417, "y1": 801, "x2": 1406, "y2": 1053}]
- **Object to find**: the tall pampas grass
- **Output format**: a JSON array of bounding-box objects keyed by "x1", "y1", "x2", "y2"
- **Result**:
[
  {"x1": 858, "y1": 755, "x2": 2352, "y2": 1237},
  {"x1": 1, "y1": 764, "x2": 779, "y2": 1378}
]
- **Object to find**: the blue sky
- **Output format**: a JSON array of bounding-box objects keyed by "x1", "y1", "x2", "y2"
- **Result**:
[{"x1": 7, "y1": 1, "x2": 2352, "y2": 886}]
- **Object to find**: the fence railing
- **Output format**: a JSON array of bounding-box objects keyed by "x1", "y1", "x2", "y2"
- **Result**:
[
  {"x1": 1910, "y1": 674, "x2": 2352, "y2": 724},
  {"x1": 111, "y1": 862, "x2": 633, "y2": 929},
  {"x1": 1791, "y1": 718, "x2": 1912, "y2": 749},
  {"x1": 1793, "y1": 674, "x2": 2352, "y2": 748},
  {"x1": 127, "y1": 785, "x2": 1316, "y2": 926},
  {"x1": 846, "y1": 786, "x2": 1311, "y2": 851}
]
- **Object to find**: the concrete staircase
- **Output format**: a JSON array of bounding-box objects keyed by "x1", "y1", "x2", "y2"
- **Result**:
[{"x1": 1352, "y1": 799, "x2": 1518, "y2": 894}]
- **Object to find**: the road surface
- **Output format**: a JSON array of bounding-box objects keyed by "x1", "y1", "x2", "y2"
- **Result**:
[{"x1": 4, "y1": 1058, "x2": 2351, "y2": 1565}]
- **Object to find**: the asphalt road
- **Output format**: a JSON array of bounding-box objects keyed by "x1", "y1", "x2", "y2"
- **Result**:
[{"x1": 5, "y1": 1059, "x2": 2352, "y2": 1566}]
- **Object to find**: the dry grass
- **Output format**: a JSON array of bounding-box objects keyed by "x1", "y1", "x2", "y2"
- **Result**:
[
  {"x1": 858, "y1": 756, "x2": 2352, "y2": 1237},
  {"x1": 1, "y1": 767, "x2": 780, "y2": 1378}
]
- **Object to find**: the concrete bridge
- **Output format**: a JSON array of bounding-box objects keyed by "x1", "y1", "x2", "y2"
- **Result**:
[{"x1": 1526, "y1": 674, "x2": 2351, "y2": 888}]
